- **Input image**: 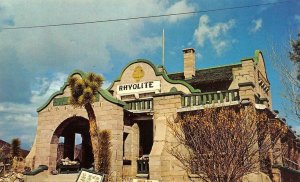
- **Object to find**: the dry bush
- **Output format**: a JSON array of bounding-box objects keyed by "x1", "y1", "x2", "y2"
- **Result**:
[
  {"x1": 270, "y1": 31, "x2": 300, "y2": 120},
  {"x1": 167, "y1": 105, "x2": 287, "y2": 182}
]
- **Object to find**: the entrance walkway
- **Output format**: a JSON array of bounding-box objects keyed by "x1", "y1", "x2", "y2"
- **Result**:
[{"x1": 24, "y1": 172, "x2": 78, "y2": 182}]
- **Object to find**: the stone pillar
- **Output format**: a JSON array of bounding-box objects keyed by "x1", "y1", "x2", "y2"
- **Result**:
[
  {"x1": 81, "y1": 136, "x2": 87, "y2": 167},
  {"x1": 131, "y1": 123, "x2": 139, "y2": 177},
  {"x1": 124, "y1": 133, "x2": 131, "y2": 161},
  {"x1": 63, "y1": 133, "x2": 75, "y2": 160},
  {"x1": 234, "y1": 59, "x2": 256, "y2": 103},
  {"x1": 49, "y1": 136, "x2": 59, "y2": 172},
  {"x1": 150, "y1": 93, "x2": 183, "y2": 181},
  {"x1": 238, "y1": 82, "x2": 256, "y2": 103}
]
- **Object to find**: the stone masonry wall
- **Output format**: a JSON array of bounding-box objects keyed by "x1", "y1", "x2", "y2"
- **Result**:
[
  {"x1": 255, "y1": 53, "x2": 272, "y2": 108},
  {"x1": 95, "y1": 98, "x2": 124, "y2": 181},
  {"x1": 34, "y1": 100, "x2": 88, "y2": 171},
  {"x1": 28, "y1": 87, "x2": 124, "y2": 181},
  {"x1": 231, "y1": 59, "x2": 256, "y2": 103},
  {"x1": 230, "y1": 56, "x2": 272, "y2": 108},
  {"x1": 150, "y1": 94, "x2": 191, "y2": 182}
]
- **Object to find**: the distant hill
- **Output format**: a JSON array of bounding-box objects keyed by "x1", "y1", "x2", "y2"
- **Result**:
[{"x1": 0, "y1": 139, "x2": 29, "y2": 160}]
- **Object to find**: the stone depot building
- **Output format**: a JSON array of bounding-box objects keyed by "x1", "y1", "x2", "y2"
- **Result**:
[{"x1": 26, "y1": 48, "x2": 300, "y2": 181}]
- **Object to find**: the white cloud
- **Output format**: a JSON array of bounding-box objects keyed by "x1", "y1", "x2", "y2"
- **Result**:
[
  {"x1": 196, "y1": 52, "x2": 203, "y2": 60},
  {"x1": 0, "y1": 103, "x2": 35, "y2": 114},
  {"x1": 165, "y1": 0, "x2": 196, "y2": 23},
  {"x1": 0, "y1": 0, "x2": 195, "y2": 73},
  {"x1": 30, "y1": 73, "x2": 68, "y2": 105},
  {"x1": 0, "y1": 0, "x2": 196, "y2": 148},
  {"x1": 250, "y1": 18, "x2": 263, "y2": 33},
  {"x1": 0, "y1": 72, "x2": 68, "y2": 149},
  {"x1": 0, "y1": 73, "x2": 66, "y2": 113},
  {"x1": 2, "y1": 114, "x2": 36, "y2": 128},
  {"x1": 193, "y1": 15, "x2": 235, "y2": 55}
]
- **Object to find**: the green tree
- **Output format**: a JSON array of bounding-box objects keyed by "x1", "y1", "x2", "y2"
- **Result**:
[
  {"x1": 11, "y1": 138, "x2": 21, "y2": 158},
  {"x1": 68, "y1": 72, "x2": 103, "y2": 172}
]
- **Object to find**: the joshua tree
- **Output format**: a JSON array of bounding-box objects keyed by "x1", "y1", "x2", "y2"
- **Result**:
[
  {"x1": 11, "y1": 138, "x2": 21, "y2": 158},
  {"x1": 98, "y1": 130, "x2": 112, "y2": 181},
  {"x1": 68, "y1": 72, "x2": 103, "y2": 172}
]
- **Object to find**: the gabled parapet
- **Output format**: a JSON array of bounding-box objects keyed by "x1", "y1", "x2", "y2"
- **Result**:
[
  {"x1": 37, "y1": 70, "x2": 125, "y2": 113},
  {"x1": 107, "y1": 59, "x2": 200, "y2": 103},
  {"x1": 231, "y1": 50, "x2": 272, "y2": 109}
]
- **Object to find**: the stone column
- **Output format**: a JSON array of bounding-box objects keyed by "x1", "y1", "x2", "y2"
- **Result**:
[
  {"x1": 238, "y1": 82, "x2": 256, "y2": 103},
  {"x1": 234, "y1": 59, "x2": 256, "y2": 103},
  {"x1": 149, "y1": 93, "x2": 182, "y2": 181},
  {"x1": 131, "y1": 123, "x2": 139, "y2": 177},
  {"x1": 81, "y1": 136, "x2": 87, "y2": 167},
  {"x1": 63, "y1": 133, "x2": 75, "y2": 160},
  {"x1": 49, "y1": 136, "x2": 59, "y2": 171}
]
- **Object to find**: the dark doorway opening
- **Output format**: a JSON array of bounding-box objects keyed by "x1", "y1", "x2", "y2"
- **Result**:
[
  {"x1": 138, "y1": 120, "x2": 153, "y2": 156},
  {"x1": 53, "y1": 117, "x2": 94, "y2": 169}
]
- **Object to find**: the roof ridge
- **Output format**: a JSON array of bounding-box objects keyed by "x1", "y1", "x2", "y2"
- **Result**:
[
  {"x1": 167, "y1": 62, "x2": 242, "y2": 75},
  {"x1": 196, "y1": 62, "x2": 242, "y2": 71}
]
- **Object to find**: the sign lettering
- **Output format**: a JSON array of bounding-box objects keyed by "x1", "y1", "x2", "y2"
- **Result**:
[{"x1": 117, "y1": 81, "x2": 160, "y2": 95}]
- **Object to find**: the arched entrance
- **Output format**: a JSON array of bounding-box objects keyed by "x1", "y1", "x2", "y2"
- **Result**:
[{"x1": 51, "y1": 116, "x2": 93, "y2": 169}]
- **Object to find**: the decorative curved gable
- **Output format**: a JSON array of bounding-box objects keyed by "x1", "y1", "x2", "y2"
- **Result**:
[
  {"x1": 107, "y1": 59, "x2": 200, "y2": 95},
  {"x1": 37, "y1": 70, "x2": 125, "y2": 112},
  {"x1": 253, "y1": 50, "x2": 269, "y2": 83}
]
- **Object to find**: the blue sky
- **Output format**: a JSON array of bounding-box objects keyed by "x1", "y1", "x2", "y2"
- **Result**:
[{"x1": 0, "y1": 0, "x2": 299, "y2": 149}]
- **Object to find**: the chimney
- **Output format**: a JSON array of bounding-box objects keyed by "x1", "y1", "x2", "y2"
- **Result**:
[{"x1": 183, "y1": 48, "x2": 195, "y2": 79}]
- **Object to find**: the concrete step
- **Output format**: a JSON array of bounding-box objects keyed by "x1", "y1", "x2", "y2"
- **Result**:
[
  {"x1": 24, "y1": 172, "x2": 78, "y2": 182},
  {"x1": 44, "y1": 174, "x2": 78, "y2": 182}
]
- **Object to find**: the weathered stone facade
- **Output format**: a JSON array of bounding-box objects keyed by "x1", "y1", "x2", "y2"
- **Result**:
[{"x1": 26, "y1": 49, "x2": 300, "y2": 181}]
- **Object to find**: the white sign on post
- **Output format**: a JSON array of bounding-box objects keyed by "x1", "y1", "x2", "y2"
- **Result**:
[
  {"x1": 76, "y1": 169, "x2": 104, "y2": 182},
  {"x1": 116, "y1": 81, "x2": 160, "y2": 96}
]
